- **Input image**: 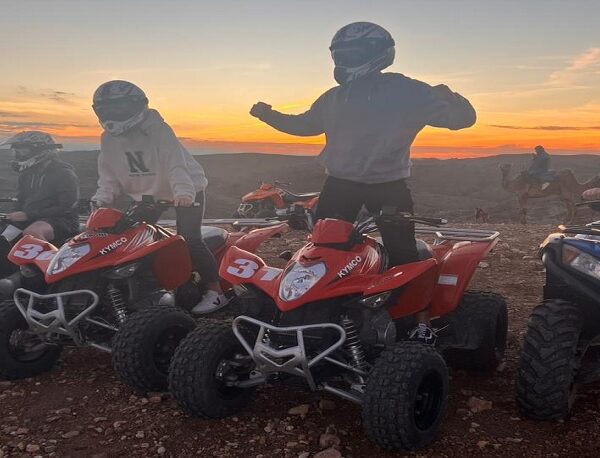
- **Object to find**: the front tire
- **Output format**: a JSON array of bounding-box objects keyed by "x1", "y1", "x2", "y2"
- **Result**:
[
  {"x1": 169, "y1": 320, "x2": 255, "y2": 418},
  {"x1": 112, "y1": 304, "x2": 195, "y2": 392},
  {"x1": 362, "y1": 342, "x2": 449, "y2": 451},
  {"x1": 0, "y1": 300, "x2": 62, "y2": 379},
  {"x1": 444, "y1": 291, "x2": 508, "y2": 371},
  {"x1": 516, "y1": 300, "x2": 581, "y2": 420}
]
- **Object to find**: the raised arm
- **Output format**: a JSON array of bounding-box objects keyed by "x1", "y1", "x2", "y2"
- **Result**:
[
  {"x1": 423, "y1": 84, "x2": 476, "y2": 131},
  {"x1": 249, "y1": 93, "x2": 328, "y2": 137}
]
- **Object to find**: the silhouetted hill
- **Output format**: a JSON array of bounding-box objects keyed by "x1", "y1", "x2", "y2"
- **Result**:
[{"x1": 1, "y1": 151, "x2": 599, "y2": 223}]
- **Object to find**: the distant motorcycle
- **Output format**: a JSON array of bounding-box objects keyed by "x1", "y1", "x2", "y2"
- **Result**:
[{"x1": 234, "y1": 181, "x2": 319, "y2": 230}]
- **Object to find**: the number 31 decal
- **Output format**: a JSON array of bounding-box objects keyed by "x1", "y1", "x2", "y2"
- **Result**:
[
  {"x1": 226, "y1": 259, "x2": 280, "y2": 281},
  {"x1": 13, "y1": 243, "x2": 55, "y2": 261}
]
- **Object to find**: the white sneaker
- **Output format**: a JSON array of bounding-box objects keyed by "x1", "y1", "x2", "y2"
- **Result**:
[{"x1": 191, "y1": 290, "x2": 230, "y2": 315}]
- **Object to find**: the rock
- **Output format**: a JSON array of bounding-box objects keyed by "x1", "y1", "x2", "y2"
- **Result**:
[
  {"x1": 147, "y1": 392, "x2": 163, "y2": 403},
  {"x1": 94, "y1": 417, "x2": 108, "y2": 423},
  {"x1": 62, "y1": 430, "x2": 80, "y2": 439},
  {"x1": 135, "y1": 431, "x2": 145, "y2": 439},
  {"x1": 264, "y1": 422, "x2": 274, "y2": 433},
  {"x1": 477, "y1": 440, "x2": 489, "y2": 449},
  {"x1": 288, "y1": 404, "x2": 310, "y2": 417},
  {"x1": 26, "y1": 444, "x2": 40, "y2": 453},
  {"x1": 298, "y1": 453, "x2": 310, "y2": 458},
  {"x1": 15, "y1": 427, "x2": 29, "y2": 435},
  {"x1": 286, "y1": 441, "x2": 299, "y2": 448},
  {"x1": 478, "y1": 262, "x2": 489, "y2": 268},
  {"x1": 319, "y1": 433, "x2": 341, "y2": 448},
  {"x1": 157, "y1": 447, "x2": 166, "y2": 455},
  {"x1": 496, "y1": 362, "x2": 507, "y2": 373},
  {"x1": 467, "y1": 396, "x2": 493, "y2": 413},
  {"x1": 314, "y1": 448, "x2": 342, "y2": 458},
  {"x1": 318, "y1": 399, "x2": 336, "y2": 411},
  {"x1": 113, "y1": 421, "x2": 127, "y2": 429}
]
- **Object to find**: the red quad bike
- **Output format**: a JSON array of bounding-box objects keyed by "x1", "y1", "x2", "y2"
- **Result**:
[
  {"x1": 0, "y1": 197, "x2": 286, "y2": 392},
  {"x1": 169, "y1": 210, "x2": 508, "y2": 451},
  {"x1": 234, "y1": 181, "x2": 320, "y2": 230}
]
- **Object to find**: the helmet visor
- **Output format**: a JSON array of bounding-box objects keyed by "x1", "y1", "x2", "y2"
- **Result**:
[
  {"x1": 331, "y1": 47, "x2": 373, "y2": 68},
  {"x1": 93, "y1": 98, "x2": 146, "y2": 123}
]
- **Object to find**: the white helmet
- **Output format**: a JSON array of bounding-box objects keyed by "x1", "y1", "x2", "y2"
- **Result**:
[
  {"x1": 92, "y1": 80, "x2": 149, "y2": 136},
  {"x1": 0, "y1": 131, "x2": 62, "y2": 172},
  {"x1": 330, "y1": 22, "x2": 395, "y2": 84}
]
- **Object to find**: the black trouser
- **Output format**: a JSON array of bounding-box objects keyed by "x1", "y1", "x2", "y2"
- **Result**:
[
  {"x1": 174, "y1": 192, "x2": 219, "y2": 284},
  {"x1": 315, "y1": 176, "x2": 419, "y2": 266}
]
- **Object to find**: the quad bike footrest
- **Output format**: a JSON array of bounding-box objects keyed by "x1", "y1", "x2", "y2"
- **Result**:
[
  {"x1": 13, "y1": 288, "x2": 100, "y2": 345},
  {"x1": 232, "y1": 315, "x2": 346, "y2": 390}
]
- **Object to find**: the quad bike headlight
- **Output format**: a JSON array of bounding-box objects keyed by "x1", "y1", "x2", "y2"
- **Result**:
[
  {"x1": 279, "y1": 262, "x2": 326, "y2": 302},
  {"x1": 562, "y1": 244, "x2": 600, "y2": 281},
  {"x1": 48, "y1": 243, "x2": 91, "y2": 276}
]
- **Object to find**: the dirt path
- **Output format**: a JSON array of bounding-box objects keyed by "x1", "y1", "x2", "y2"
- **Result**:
[{"x1": 2, "y1": 224, "x2": 600, "y2": 457}]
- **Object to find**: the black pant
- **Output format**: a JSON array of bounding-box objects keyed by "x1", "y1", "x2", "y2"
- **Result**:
[
  {"x1": 174, "y1": 192, "x2": 219, "y2": 284},
  {"x1": 316, "y1": 176, "x2": 418, "y2": 266}
]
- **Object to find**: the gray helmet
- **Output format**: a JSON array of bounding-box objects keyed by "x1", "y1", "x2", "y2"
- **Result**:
[
  {"x1": 0, "y1": 131, "x2": 61, "y2": 172},
  {"x1": 92, "y1": 80, "x2": 149, "y2": 136},
  {"x1": 330, "y1": 22, "x2": 395, "y2": 84}
]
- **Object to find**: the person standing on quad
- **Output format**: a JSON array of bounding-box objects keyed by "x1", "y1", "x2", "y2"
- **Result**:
[
  {"x1": 527, "y1": 145, "x2": 553, "y2": 190},
  {"x1": 250, "y1": 22, "x2": 476, "y2": 342},
  {"x1": 91, "y1": 80, "x2": 226, "y2": 313},
  {"x1": 0, "y1": 131, "x2": 79, "y2": 243}
]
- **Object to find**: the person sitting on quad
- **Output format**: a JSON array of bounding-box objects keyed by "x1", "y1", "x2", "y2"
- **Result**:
[
  {"x1": 90, "y1": 80, "x2": 227, "y2": 314},
  {"x1": 527, "y1": 145, "x2": 555, "y2": 190},
  {"x1": 0, "y1": 131, "x2": 79, "y2": 243},
  {"x1": 250, "y1": 22, "x2": 476, "y2": 343}
]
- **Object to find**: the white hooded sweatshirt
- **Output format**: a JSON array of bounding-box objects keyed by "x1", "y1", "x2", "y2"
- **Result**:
[{"x1": 92, "y1": 109, "x2": 207, "y2": 205}]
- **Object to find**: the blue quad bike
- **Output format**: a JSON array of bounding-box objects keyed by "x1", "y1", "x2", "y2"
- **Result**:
[{"x1": 517, "y1": 199, "x2": 600, "y2": 419}]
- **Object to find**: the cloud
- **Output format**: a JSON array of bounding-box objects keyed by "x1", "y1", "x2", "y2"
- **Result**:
[
  {"x1": 0, "y1": 120, "x2": 96, "y2": 131},
  {"x1": 0, "y1": 111, "x2": 27, "y2": 118},
  {"x1": 15, "y1": 86, "x2": 79, "y2": 104},
  {"x1": 490, "y1": 124, "x2": 600, "y2": 131},
  {"x1": 548, "y1": 47, "x2": 600, "y2": 86}
]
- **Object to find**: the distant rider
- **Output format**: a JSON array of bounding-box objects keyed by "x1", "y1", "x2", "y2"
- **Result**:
[
  {"x1": 527, "y1": 145, "x2": 553, "y2": 190},
  {"x1": 1, "y1": 131, "x2": 79, "y2": 243},
  {"x1": 90, "y1": 80, "x2": 226, "y2": 314},
  {"x1": 250, "y1": 22, "x2": 476, "y2": 343}
]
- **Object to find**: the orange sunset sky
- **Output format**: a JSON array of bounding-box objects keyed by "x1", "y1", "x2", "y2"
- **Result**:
[{"x1": 1, "y1": 0, "x2": 599, "y2": 158}]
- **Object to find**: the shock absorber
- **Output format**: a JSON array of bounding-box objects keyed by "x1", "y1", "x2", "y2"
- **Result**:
[
  {"x1": 341, "y1": 316, "x2": 368, "y2": 372},
  {"x1": 106, "y1": 284, "x2": 127, "y2": 324}
]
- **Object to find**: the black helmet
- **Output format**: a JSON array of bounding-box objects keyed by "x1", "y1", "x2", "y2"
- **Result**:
[
  {"x1": 0, "y1": 131, "x2": 62, "y2": 172},
  {"x1": 330, "y1": 22, "x2": 395, "y2": 84},
  {"x1": 92, "y1": 80, "x2": 149, "y2": 136}
]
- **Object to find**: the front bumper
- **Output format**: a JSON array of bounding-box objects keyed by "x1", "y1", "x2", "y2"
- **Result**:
[{"x1": 13, "y1": 288, "x2": 101, "y2": 347}]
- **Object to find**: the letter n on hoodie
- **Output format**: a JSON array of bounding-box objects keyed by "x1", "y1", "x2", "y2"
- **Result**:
[{"x1": 125, "y1": 151, "x2": 151, "y2": 174}]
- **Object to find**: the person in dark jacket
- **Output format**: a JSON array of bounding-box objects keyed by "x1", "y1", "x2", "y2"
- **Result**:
[
  {"x1": 250, "y1": 22, "x2": 476, "y2": 343},
  {"x1": 1, "y1": 131, "x2": 79, "y2": 242},
  {"x1": 527, "y1": 145, "x2": 554, "y2": 189}
]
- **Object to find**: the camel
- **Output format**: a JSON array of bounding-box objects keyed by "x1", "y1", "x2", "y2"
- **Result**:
[{"x1": 500, "y1": 163, "x2": 600, "y2": 224}]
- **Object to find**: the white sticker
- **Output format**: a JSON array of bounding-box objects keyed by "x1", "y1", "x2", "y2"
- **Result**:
[
  {"x1": 226, "y1": 259, "x2": 259, "y2": 279},
  {"x1": 438, "y1": 274, "x2": 458, "y2": 286}
]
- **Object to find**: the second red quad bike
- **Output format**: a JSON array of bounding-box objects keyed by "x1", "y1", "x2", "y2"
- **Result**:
[
  {"x1": 0, "y1": 197, "x2": 286, "y2": 392},
  {"x1": 169, "y1": 210, "x2": 507, "y2": 451},
  {"x1": 234, "y1": 180, "x2": 319, "y2": 230}
]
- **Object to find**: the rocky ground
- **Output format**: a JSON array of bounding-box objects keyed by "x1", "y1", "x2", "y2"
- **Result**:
[{"x1": 2, "y1": 223, "x2": 600, "y2": 457}]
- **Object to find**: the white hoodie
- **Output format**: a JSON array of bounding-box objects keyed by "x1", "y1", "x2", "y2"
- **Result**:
[{"x1": 92, "y1": 109, "x2": 207, "y2": 205}]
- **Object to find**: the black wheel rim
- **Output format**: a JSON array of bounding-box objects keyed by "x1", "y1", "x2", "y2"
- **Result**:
[
  {"x1": 153, "y1": 326, "x2": 189, "y2": 375},
  {"x1": 8, "y1": 328, "x2": 50, "y2": 362},
  {"x1": 213, "y1": 348, "x2": 253, "y2": 399},
  {"x1": 413, "y1": 370, "x2": 444, "y2": 431}
]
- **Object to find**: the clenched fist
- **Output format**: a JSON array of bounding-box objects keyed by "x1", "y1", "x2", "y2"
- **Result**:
[
  {"x1": 250, "y1": 102, "x2": 272, "y2": 119},
  {"x1": 174, "y1": 196, "x2": 194, "y2": 207}
]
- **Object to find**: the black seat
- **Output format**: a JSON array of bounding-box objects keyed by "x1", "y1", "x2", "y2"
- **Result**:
[
  {"x1": 282, "y1": 191, "x2": 320, "y2": 204},
  {"x1": 416, "y1": 239, "x2": 434, "y2": 260},
  {"x1": 201, "y1": 226, "x2": 228, "y2": 252}
]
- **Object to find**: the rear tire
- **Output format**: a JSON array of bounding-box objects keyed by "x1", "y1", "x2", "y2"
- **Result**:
[
  {"x1": 112, "y1": 304, "x2": 195, "y2": 392},
  {"x1": 169, "y1": 320, "x2": 255, "y2": 418},
  {"x1": 362, "y1": 342, "x2": 448, "y2": 451},
  {"x1": 0, "y1": 300, "x2": 62, "y2": 379},
  {"x1": 444, "y1": 291, "x2": 508, "y2": 371},
  {"x1": 516, "y1": 300, "x2": 581, "y2": 420}
]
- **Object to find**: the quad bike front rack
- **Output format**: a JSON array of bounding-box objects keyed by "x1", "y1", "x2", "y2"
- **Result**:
[
  {"x1": 156, "y1": 218, "x2": 285, "y2": 229},
  {"x1": 13, "y1": 288, "x2": 108, "y2": 350},
  {"x1": 232, "y1": 316, "x2": 361, "y2": 399},
  {"x1": 414, "y1": 226, "x2": 499, "y2": 244}
]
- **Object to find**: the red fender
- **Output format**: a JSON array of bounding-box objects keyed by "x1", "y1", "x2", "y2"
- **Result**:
[
  {"x1": 219, "y1": 246, "x2": 282, "y2": 297},
  {"x1": 429, "y1": 239, "x2": 498, "y2": 317},
  {"x1": 8, "y1": 236, "x2": 58, "y2": 273},
  {"x1": 233, "y1": 223, "x2": 288, "y2": 253}
]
